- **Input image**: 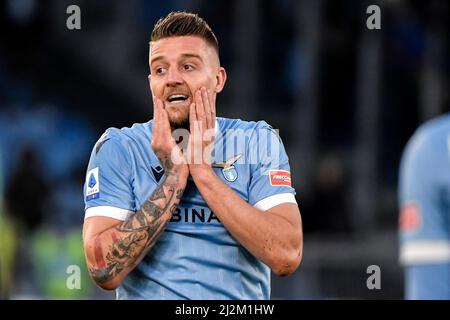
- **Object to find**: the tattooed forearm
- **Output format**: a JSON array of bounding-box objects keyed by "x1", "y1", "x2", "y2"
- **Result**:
[
  {"x1": 88, "y1": 170, "x2": 186, "y2": 285},
  {"x1": 149, "y1": 185, "x2": 166, "y2": 201}
]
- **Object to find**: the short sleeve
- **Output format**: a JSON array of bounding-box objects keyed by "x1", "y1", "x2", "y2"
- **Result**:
[
  {"x1": 83, "y1": 132, "x2": 135, "y2": 221},
  {"x1": 399, "y1": 129, "x2": 450, "y2": 265},
  {"x1": 248, "y1": 122, "x2": 297, "y2": 211}
]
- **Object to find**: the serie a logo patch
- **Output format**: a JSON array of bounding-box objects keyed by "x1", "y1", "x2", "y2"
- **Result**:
[
  {"x1": 269, "y1": 170, "x2": 291, "y2": 187},
  {"x1": 85, "y1": 167, "x2": 100, "y2": 201}
]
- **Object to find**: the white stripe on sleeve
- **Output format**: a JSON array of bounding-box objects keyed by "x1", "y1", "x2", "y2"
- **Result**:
[
  {"x1": 400, "y1": 240, "x2": 450, "y2": 265},
  {"x1": 253, "y1": 193, "x2": 297, "y2": 212},
  {"x1": 85, "y1": 206, "x2": 134, "y2": 221}
]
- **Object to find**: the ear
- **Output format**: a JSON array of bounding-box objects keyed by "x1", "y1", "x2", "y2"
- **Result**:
[{"x1": 215, "y1": 67, "x2": 227, "y2": 93}]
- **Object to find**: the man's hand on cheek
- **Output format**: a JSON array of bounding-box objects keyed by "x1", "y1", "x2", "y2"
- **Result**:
[
  {"x1": 186, "y1": 87, "x2": 216, "y2": 177},
  {"x1": 151, "y1": 97, "x2": 187, "y2": 171}
]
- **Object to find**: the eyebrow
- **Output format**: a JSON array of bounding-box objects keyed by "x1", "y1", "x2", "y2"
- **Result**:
[
  {"x1": 180, "y1": 53, "x2": 203, "y2": 61},
  {"x1": 150, "y1": 53, "x2": 203, "y2": 66}
]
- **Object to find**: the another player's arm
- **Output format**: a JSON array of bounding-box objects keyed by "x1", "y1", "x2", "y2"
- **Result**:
[
  {"x1": 83, "y1": 98, "x2": 189, "y2": 290},
  {"x1": 188, "y1": 88, "x2": 302, "y2": 276}
]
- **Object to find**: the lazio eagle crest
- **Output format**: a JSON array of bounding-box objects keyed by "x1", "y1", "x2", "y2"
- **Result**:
[{"x1": 212, "y1": 154, "x2": 243, "y2": 182}]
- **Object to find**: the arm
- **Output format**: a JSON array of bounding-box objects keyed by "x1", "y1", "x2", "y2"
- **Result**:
[
  {"x1": 83, "y1": 163, "x2": 188, "y2": 290},
  {"x1": 187, "y1": 88, "x2": 302, "y2": 276},
  {"x1": 83, "y1": 97, "x2": 189, "y2": 290},
  {"x1": 192, "y1": 169, "x2": 302, "y2": 276}
]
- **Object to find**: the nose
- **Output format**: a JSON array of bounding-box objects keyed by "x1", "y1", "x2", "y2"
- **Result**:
[{"x1": 166, "y1": 67, "x2": 183, "y2": 87}]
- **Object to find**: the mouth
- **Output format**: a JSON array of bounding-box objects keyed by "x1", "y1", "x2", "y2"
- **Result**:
[{"x1": 166, "y1": 94, "x2": 189, "y2": 104}]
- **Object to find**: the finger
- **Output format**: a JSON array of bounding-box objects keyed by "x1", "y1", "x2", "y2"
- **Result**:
[
  {"x1": 195, "y1": 89, "x2": 206, "y2": 133},
  {"x1": 211, "y1": 90, "x2": 216, "y2": 117},
  {"x1": 157, "y1": 98, "x2": 166, "y2": 119},
  {"x1": 209, "y1": 89, "x2": 216, "y2": 131},
  {"x1": 149, "y1": 76, "x2": 158, "y2": 118},
  {"x1": 153, "y1": 96, "x2": 160, "y2": 126},
  {"x1": 152, "y1": 98, "x2": 161, "y2": 152},
  {"x1": 158, "y1": 99, "x2": 170, "y2": 132},
  {"x1": 189, "y1": 102, "x2": 197, "y2": 134},
  {"x1": 202, "y1": 87, "x2": 212, "y2": 130},
  {"x1": 156, "y1": 98, "x2": 169, "y2": 136},
  {"x1": 188, "y1": 102, "x2": 197, "y2": 164}
]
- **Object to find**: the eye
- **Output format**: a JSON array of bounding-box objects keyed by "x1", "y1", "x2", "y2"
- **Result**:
[
  {"x1": 184, "y1": 64, "x2": 194, "y2": 71},
  {"x1": 155, "y1": 67, "x2": 166, "y2": 75}
]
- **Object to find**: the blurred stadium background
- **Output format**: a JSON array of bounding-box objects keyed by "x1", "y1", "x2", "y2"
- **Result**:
[{"x1": 0, "y1": 0, "x2": 448, "y2": 299}]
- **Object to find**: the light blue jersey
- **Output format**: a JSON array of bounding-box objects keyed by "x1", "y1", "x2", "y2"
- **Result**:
[
  {"x1": 83, "y1": 117, "x2": 297, "y2": 300},
  {"x1": 399, "y1": 113, "x2": 450, "y2": 299}
]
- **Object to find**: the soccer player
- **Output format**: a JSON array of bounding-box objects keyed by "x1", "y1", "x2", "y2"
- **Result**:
[
  {"x1": 399, "y1": 113, "x2": 450, "y2": 299},
  {"x1": 82, "y1": 12, "x2": 303, "y2": 299}
]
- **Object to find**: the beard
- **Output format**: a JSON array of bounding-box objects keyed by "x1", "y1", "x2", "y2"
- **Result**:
[
  {"x1": 167, "y1": 109, "x2": 190, "y2": 130},
  {"x1": 169, "y1": 116, "x2": 189, "y2": 130}
]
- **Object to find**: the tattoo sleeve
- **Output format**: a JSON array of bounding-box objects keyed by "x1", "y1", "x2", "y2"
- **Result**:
[{"x1": 88, "y1": 162, "x2": 186, "y2": 285}]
